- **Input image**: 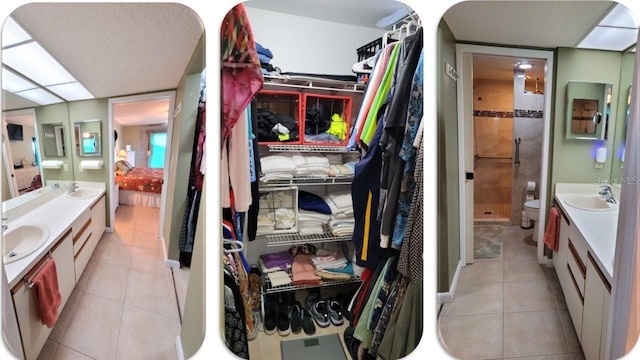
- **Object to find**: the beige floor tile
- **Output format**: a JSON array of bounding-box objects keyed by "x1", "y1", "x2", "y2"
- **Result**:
[
  {"x1": 503, "y1": 310, "x2": 568, "y2": 358},
  {"x1": 130, "y1": 246, "x2": 167, "y2": 275},
  {"x1": 114, "y1": 218, "x2": 136, "y2": 231},
  {"x1": 550, "y1": 277, "x2": 568, "y2": 310},
  {"x1": 504, "y1": 259, "x2": 548, "y2": 282},
  {"x1": 112, "y1": 228, "x2": 135, "y2": 246},
  {"x1": 74, "y1": 258, "x2": 98, "y2": 291},
  {"x1": 247, "y1": 335, "x2": 262, "y2": 360},
  {"x1": 458, "y1": 259, "x2": 504, "y2": 284},
  {"x1": 260, "y1": 331, "x2": 282, "y2": 360},
  {"x1": 60, "y1": 292, "x2": 123, "y2": 360},
  {"x1": 53, "y1": 345, "x2": 95, "y2": 360},
  {"x1": 132, "y1": 230, "x2": 161, "y2": 249},
  {"x1": 135, "y1": 220, "x2": 160, "y2": 235},
  {"x1": 558, "y1": 310, "x2": 582, "y2": 353},
  {"x1": 504, "y1": 237, "x2": 538, "y2": 260},
  {"x1": 172, "y1": 267, "x2": 191, "y2": 318},
  {"x1": 37, "y1": 340, "x2": 58, "y2": 360},
  {"x1": 136, "y1": 210, "x2": 160, "y2": 224},
  {"x1": 442, "y1": 281, "x2": 503, "y2": 316},
  {"x1": 94, "y1": 241, "x2": 132, "y2": 268},
  {"x1": 504, "y1": 354, "x2": 585, "y2": 360},
  {"x1": 124, "y1": 269, "x2": 179, "y2": 318},
  {"x1": 50, "y1": 289, "x2": 82, "y2": 342},
  {"x1": 83, "y1": 261, "x2": 129, "y2": 302},
  {"x1": 115, "y1": 304, "x2": 180, "y2": 360},
  {"x1": 504, "y1": 280, "x2": 556, "y2": 312},
  {"x1": 439, "y1": 314, "x2": 503, "y2": 359}
]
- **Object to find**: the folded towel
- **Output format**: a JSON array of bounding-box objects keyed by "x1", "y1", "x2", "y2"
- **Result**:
[
  {"x1": 261, "y1": 251, "x2": 294, "y2": 271},
  {"x1": 299, "y1": 209, "x2": 331, "y2": 221},
  {"x1": 31, "y1": 259, "x2": 62, "y2": 328},
  {"x1": 292, "y1": 254, "x2": 322, "y2": 286},
  {"x1": 267, "y1": 271, "x2": 292, "y2": 287},
  {"x1": 544, "y1": 207, "x2": 561, "y2": 251}
]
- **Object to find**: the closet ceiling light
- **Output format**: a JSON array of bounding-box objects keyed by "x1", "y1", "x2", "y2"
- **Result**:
[{"x1": 517, "y1": 63, "x2": 532, "y2": 69}]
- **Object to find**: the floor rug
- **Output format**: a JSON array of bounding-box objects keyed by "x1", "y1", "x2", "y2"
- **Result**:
[
  {"x1": 474, "y1": 225, "x2": 503, "y2": 259},
  {"x1": 281, "y1": 333, "x2": 347, "y2": 360}
]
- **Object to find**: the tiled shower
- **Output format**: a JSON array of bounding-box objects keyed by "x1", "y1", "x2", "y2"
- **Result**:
[{"x1": 473, "y1": 70, "x2": 544, "y2": 224}]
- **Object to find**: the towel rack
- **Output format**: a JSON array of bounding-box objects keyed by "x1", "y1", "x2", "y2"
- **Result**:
[{"x1": 23, "y1": 252, "x2": 53, "y2": 289}]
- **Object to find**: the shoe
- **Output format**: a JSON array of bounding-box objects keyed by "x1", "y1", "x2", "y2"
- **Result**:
[
  {"x1": 336, "y1": 292, "x2": 354, "y2": 321},
  {"x1": 264, "y1": 303, "x2": 277, "y2": 335},
  {"x1": 276, "y1": 303, "x2": 291, "y2": 336},
  {"x1": 247, "y1": 311, "x2": 260, "y2": 341},
  {"x1": 327, "y1": 299, "x2": 344, "y2": 326},
  {"x1": 290, "y1": 302, "x2": 303, "y2": 334},
  {"x1": 306, "y1": 295, "x2": 330, "y2": 328},
  {"x1": 301, "y1": 307, "x2": 316, "y2": 335}
]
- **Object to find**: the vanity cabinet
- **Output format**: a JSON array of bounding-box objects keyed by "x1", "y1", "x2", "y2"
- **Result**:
[
  {"x1": 582, "y1": 253, "x2": 611, "y2": 360},
  {"x1": 71, "y1": 209, "x2": 92, "y2": 282},
  {"x1": 90, "y1": 193, "x2": 106, "y2": 252},
  {"x1": 11, "y1": 229, "x2": 74, "y2": 360}
]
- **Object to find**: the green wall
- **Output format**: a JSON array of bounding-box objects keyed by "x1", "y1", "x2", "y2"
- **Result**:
[
  {"x1": 551, "y1": 48, "x2": 623, "y2": 189},
  {"x1": 437, "y1": 19, "x2": 460, "y2": 293}
]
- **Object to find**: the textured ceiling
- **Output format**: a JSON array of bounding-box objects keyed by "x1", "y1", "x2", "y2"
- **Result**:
[{"x1": 114, "y1": 99, "x2": 170, "y2": 126}]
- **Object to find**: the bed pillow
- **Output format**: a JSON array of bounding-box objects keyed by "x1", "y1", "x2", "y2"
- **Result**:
[{"x1": 115, "y1": 160, "x2": 133, "y2": 175}]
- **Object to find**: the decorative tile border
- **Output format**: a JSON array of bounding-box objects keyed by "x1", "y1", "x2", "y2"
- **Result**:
[
  {"x1": 473, "y1": 110, "x2": 513, "y2": 118},
  {"x1": 514, "y1": 110, "x2": 543, "y2": 118}
]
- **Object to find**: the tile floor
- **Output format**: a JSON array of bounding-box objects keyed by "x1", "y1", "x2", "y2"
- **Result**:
[
  {"x1": 438, "y1": 225, "x2": 586, "y2": 360},
  {"x1": 37, "y1": 205, "x2": 189, "y2": 360}
]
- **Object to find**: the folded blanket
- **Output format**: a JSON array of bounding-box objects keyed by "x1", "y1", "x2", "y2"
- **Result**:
[
  {"x1": 299, "y1": 224, "x2": 325, "y2": 235},
  {"x1": 260, "y1": 155, "x2": 296, "y2": 174},
  {"x1": 324, "y1": 154, "x2": 343, "y2": 165},
  {"x1": 314, "y1": 268, "x2": 353, "y2": 281},
  {"x1": 292, "y1": 254, "x2": 321, "y2": 286},
  {"x1": 328, "y1": 191, "x2": 352, "y2": 209},
  {"x1": 259, "y1": 257, "x2": 288, "y2": 274},
  {"x1": 261, "y1": 251, "x2": 293, "y2": 271},
  {"x1": 299, "y1": 191, "x2": 332, "y2": 214},
  {"x1": 299, "y1": 209, "x2": 331, "y2": 221}
]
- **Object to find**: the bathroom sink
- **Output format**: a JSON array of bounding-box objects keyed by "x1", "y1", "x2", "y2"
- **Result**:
[
  {"x1": 564, "y1": 195, "x2": 618, "y2": 211},
  {"x1": 67, "y1": 188, "x2": 99, "y2": 199},
  {"x1": 3, "y1": 223, "x2": 50, "y2": 264}
]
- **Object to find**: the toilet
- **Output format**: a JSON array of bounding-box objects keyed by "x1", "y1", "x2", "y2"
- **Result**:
[{"x1": 524, "y1": 199, "x2": 540, "y2": 242}]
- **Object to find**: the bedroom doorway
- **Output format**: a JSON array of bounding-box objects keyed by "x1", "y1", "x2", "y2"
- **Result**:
[{"x1": 107, "y1": 91, "x2": 176, "y2": 256}]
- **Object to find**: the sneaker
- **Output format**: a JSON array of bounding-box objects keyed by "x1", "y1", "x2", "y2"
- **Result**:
[
  {"x1": 276, "y1": 303, "x2": 291, "y2": 336},
  {"x1": 306, "y1": 295, "x2": 330, "y2": 328},
  {"x1": 301, "y1": 308, "x2": 316, "y2": 335},
  {"x1": 327, "y1": 299, "x2": 344, "y2": 326},
  {"x1": 263, "y1": 294, "x2": 278, "y2": 335},
  {"x1": 290, "y1": 302, "x2": 303, "y2": 334}
]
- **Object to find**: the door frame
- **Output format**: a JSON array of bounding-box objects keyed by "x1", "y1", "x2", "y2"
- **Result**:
[
  {"x1": 2, "y1": 108, "x2": 41, "y2": 198},
  {"x1": 456, "y1": 44, "x2": 555, "y2": 265},
  {"x1": 107, "y1": 91, "x2": 176, "y2": 243}
]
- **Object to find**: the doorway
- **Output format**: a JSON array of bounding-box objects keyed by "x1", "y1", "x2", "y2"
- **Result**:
[
  {"x1": 457, "y1": 44, "x2": 554, "y2": 265},
  {"x1": 107, "y1": 91, "x2": 176, "y2": 252},
  {"x1": 2, "y1": 109, "x2": 43, "y2": 200}
]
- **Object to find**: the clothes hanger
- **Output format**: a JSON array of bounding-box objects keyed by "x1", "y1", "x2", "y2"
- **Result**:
[
  {"x1": 223, "y1": 238, "x2": 244, "y2": 253},
  {"x1": 352, "y1": 56, "x2": 376, "y2": 74}
]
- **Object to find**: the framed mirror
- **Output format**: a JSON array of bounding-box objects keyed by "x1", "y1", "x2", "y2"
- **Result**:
[
  {"x1": 566, "y1": 81, "x2": 612, "y2": 140},
  {"x1": 74, "y1": 119, "x2": 102, "y2": 156},
  {"x1": 41, "y1": 123, "x2": 66, "y2": 157}
]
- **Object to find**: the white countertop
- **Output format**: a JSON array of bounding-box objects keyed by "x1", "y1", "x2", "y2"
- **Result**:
[
  {"x1": 3, "y1": 184, "x2": 106, "y2": 289},
  {"x1": 554, "y1": 183, "x2": 620, "y2": 283}
]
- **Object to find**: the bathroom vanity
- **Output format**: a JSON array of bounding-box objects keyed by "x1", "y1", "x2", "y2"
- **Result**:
[
  {"x1": 3, "y1": 183, "x2": 106, "y2": 360},
  {"x1": 553, "y1": 183, "x2": 618, "y2": 360}
]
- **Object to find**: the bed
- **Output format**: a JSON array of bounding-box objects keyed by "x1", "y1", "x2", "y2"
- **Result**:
[{"x1": 115, "y1": 167, "x2": 164, "y2": 208}]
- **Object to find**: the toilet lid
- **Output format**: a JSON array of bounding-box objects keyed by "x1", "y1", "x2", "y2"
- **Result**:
[{"x1": 525, "y1": 199, "x2": 540, "y2": 209}]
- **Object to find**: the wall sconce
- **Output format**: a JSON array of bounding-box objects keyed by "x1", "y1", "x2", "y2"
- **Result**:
[{"x1": 595, "y1": 146, "x2": 607, "y2": 168}]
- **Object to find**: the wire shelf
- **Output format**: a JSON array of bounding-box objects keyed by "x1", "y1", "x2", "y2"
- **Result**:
[
  {"x1": 267, "y1": 144, "x2": 358, "y2": 153},
  {"x1": 260, "y1": 175, "x2": 353, "y2": 187},
  {"x1": 265, "y1": 230, "x2": 352, "y2": 247},
  {"x1": 264, "y1": 267, "x2": 361, "y2": 294}
]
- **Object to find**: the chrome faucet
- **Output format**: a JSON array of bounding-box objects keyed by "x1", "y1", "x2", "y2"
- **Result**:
[
  {"x1": 52, "y1": 181, "x2": 60, "y2": 190},
  {"x1": 599, "y1": 185, "x2": 617, "y2": 204},
  {"x1": 2, "y1": 218, "x2": 8, "y2": 232},
  {"x1": 67, "y1": 181, "x2": 79, "y2": 193}
]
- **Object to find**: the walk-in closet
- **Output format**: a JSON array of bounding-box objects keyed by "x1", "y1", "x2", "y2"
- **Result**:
[{"x1": 221, "y1": 2, "x2": 423, "y2": 359}]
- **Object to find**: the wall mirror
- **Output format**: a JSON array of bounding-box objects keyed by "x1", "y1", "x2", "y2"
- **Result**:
[
  {"x1": 74, "y1": 119, "x2": 102, "y2": 156},
  {"x1": 566, "y1": 81, "x2": 612, "y2": 140},
  {"x1": 41, "y1": 123, "x2": 66, "y2": 156}
]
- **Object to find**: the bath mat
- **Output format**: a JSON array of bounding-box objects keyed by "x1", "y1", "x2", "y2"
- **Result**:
[
  {"x1": 281, "y1": 333, "x2": 347, "y2": 360},
  {"x1": 474, "y1": 225, "x2": 503, "y2": 259}
]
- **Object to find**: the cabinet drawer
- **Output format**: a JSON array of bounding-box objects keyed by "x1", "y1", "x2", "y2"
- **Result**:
[
  {"x1": 72, "y1": 218, "x2": 92, "y2": 256},
  {"x1": 569, "y1": 225, "x2": 589, "y2": 263},
  {"x1": 568, "y1": 240, "x2": 586, "y2": 297},
  {"x1": 565, "y1": 264, "x2": 585, "y2": 341},
  {"x1": 74, "y1": 232, "x2": 93, "y2": 283},
  {"x1": 71, "y1": 210, "x2": 90, "y2": 237}
]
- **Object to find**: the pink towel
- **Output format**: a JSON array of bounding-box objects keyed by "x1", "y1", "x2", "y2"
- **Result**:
[
  {"x1": 291, "y1": 255, "x2": 321, "y2": 286},
  {"x1": 543, "y1": 207, "x2": 560, "y2": 251},
  {"x1": 31, "y1": 259, "x2": 62, "y2": 328}
]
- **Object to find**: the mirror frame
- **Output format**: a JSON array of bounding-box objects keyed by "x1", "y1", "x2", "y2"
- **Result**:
[
  {"x1": 565, "y1": 81, "x2": 612, "y2": 140},
  {"x1": 74, "y1": 119, "x2": 102, "y2": 157}
]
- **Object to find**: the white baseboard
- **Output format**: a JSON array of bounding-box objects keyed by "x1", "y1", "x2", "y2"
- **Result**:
[
  {"x1": 166, "y1": 259, "x2": 181, "y2": 268},
  {"x1": 105, "y1": 227, "x2": 115, "y2": 233},
  {"x1": 437, "y1": 259, "x2": 465, "y2": 304},
  {"x1": 175, "y1": 335, "x2": 184, "y2": 360}
]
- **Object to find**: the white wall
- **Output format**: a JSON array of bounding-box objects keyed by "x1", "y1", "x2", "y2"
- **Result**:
[{"x1": 244, "y1": 7, "x2": 385, "y2": 75}]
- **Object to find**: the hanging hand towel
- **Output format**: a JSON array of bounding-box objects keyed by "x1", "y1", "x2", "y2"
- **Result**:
[
  {"x1": 31, "y1": 259, "x2": 62, "y2": 328},
  {"x1": 543, "y1": 207, "x2": 561, "y2": 251}
]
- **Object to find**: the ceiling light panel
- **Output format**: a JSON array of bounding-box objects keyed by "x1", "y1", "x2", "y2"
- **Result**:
[
  {"x1": 2, "y1": 67, "x2": 37, "y2": 92},
  {"x1": 46, "y1": 82, "x2": 94, "y2": 101},
  {"x1": 3, "y1": 42, "x2": 76, "y2": 86},
  {"x1": 599, "y1": 3, "x2": 637, "y2": 28},
  {"x1": 578, "y1": 26, "x2": 638, "y2": 51},
  {"x1": 2, "y1": 17, "x2": 32, "y2": 48},
  {"x1": 14, "y1": 88, "x2": 63, "y2": 105}
]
